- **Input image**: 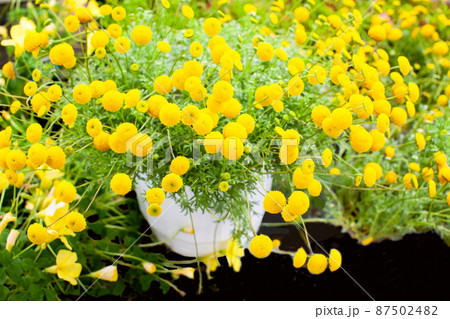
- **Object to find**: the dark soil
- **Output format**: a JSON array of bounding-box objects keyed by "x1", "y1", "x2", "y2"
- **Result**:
[{"x1": 89, "y1": 216, "x2": 450, "y2": 301}]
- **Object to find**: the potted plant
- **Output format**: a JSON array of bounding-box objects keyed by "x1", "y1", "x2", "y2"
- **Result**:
[{"x1": 0, "y1": 0, "x2": 449, "y2": 300}]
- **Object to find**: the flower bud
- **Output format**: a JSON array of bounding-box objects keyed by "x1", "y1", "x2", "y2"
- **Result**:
[
  {"x1": 6, "y1": 229, "x2": 19, "y2": 251},
  {"x1": 64, "y1": 146, "x2": 73, "y2": 156},
  {"x1": 130, "y1": 64, "x2": 139, "y2": 72},
  {"x1": 143, "y1": 262, "x2": 156, "y2": 274}
]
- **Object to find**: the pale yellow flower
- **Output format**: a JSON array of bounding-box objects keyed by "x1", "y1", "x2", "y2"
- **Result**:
[
  {"x1": 172, "y1": 267, "x2": 195, "y2": 279},
  {"x1": 1, "y1": 17, "x2": 36, "y2": 57},
  {"x1": 45, "y1": 250, "x2": 82, "y2": 285},
  {"x1": 6, "y1": 229, "x2": 19, "y2": 251},
  {"x1": 89, "y1": 265, "x2": 118, "y2": 282},
  {"x1": 226, "y1": 239, "x2": 244, "y2": 272}
]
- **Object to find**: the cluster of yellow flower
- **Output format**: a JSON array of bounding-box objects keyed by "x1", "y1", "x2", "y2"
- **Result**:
[
  {"x1": 249, "y1": 234, "x2": 342, "y2": 275},
  {"x1": 0, "y1": 0, "x2": 449, "y2": 288}
]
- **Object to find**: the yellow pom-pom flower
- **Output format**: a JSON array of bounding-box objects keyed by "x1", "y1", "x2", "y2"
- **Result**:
[
  {"x1": 293, "y1": 247, "x2": 307, "y2": 268},
  {"x1": 131, "y1": 25, "x2": 152, "y2": 45},
  {"x1": 203, "y1": 17, "x2": 221, "y2": 37},
  {"x1": 307, "y1": 253, "x2": 328, "y2": 275},
  {"x1": 26, "y1": 123, "x2": 43, "y2": 144},
  {"x1": 66, "y1": 211, "x2": 86, "y2": 232},
  {"x1": 170, "y1": 156, "x2": 190, "y2": 176},
  {"x1": 55, "y1": 181, "x2": 77, "y2": 204},
  {"x1": 249, "y1": 234, "x2": 273, "y2": 258},
  {"x1": 111, "y1": 6, "x2": 126, "y2": 21},
  {"x1": 110, "y1": 173, "x2": 132, "y2": 195},
  {"x1": 329, "y1": 249, "x2": 342, "y2": 272},
  {"x1": 257, "y1": 42, "x2": 275, "y2": 62},
  {"x1": 146, "y1": 188, "x2": 165, "y2": 205},
  {"x1": 263, "y1": 190, "x2": 286, "y2": 214},
  {"x1": 161, "y1": 173, "x2": 183, "y2": 193},
  {"x1": 27, "y1": 223, "x2": 48, "y2": 245}
]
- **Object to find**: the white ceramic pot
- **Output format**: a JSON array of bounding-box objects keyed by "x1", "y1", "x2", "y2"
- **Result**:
[{"x1": 135, "y1": 174, "x2": 272, "y2": 257}]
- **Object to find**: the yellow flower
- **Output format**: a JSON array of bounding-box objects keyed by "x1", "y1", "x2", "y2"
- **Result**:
[
  {"x1": 171, "y1": 267, "x2": 195, "y2": 279},
  {"x1": 110, "y1": 173, "x2": 132, "y2": 195},
  {"x1": 161, "y1": 0, "x2": 171, "y2": 9},
  {"x1": 66, "y1": 211, "x2": 86, "y2": 232},
  {"x1": 293, "y1": 167, "x2": 314, "y2": 189},
  {"x1": 286, "y1": 191, "x2": 310, "y2": 216},
  {"x1": 307, "y1": 253, "x2": 328, "y2": 275},
  {"x1": 257, "y1": 42, "x2": 274, "y2": 62},
  {"x1": 145, "y1": 188, "x2": 165, "y2": 205},
  {"x1": 26, "y1": 123, "x2": 42, "y2": 144},
  {"x1": 55, "y1": 181, "x2": 77, "y2": 204},
  {"x1": 368, "y1": 25, "x2": 386, "y2": 41},
  {"x1": 75, "y1": 7, "x2": 92, "y2": 23},
  {"x1": 106, "y1": 23, "x2": 122, "y2": 38},
  {"x1": 263, "y1": 190, "x2": 286, "y2": 214},
  {"x1": 1, "y1": 17, "x2": 37, "y2": 57},
  {"x1": 182, "y1": 5, "x2": 194, "y2": 19},
  {"x1": 428, "y1": 180, "x2": 436, "y2": 198},
  {"x1": 219, "y1": 181, "x2": 229, "y2": 192},
  {"x1": 203, "y1": 17, "x2": 221, "y2": 37},
  {"x1": 189, "y1": 41, "x2": 203, "y2": 58},
  {"x1": 23, "y1": 81, "x2": 37, "y2": 96},
  {"x1": 95, "y1": 47, "x2": 106, "y2": 58},
  {"x1": 6, "y1": 229, "x2": 19, "y2": 251},
  {"x1": 6, "y1": 149, "x2": 26, "y2": 171},
  {"x1": 226, "y1": 239, "x2": 244, "y2": 272},
  {"x1": 124, "y1": 89, "x2": 141, "y2": 108},
  {"x1": 170, "y1": 156, "x2": 190, "y2": 175},
  {"x1": 61, "y1": 104, "x2": 78, "y2": 128},
  {"x1": 49, "y1": 43, "x2": 76, "y2": 67},
  {"x1": 249, "y1": 234, "x2": 272, "y2": 258},
  {"x1": 157, "y1": 41, "x2": 171, "y2": 53},
  {"x1": 143, "y1": 262, "x2": 157, "y2": 274},
  {"x1": 88, "y1": 265, "x2": 118, "y2": 282},
  {"x1": 86, "y1": 118, "x2": 102, "y2": 137},
  {"x1": 153, "y1": 75, "x2": 173, "y2": 95},
  {"x1": 99, "y1": 4, "x2": 112, "y2": 16},
  {"x1": 90, "y1": 30, "x2": 109, "y2": 49},
  {"x1": 0, "y1": 212, "x2": 16, "y2": 235},
  {"x1": 308, "y1": 179, "x2": 322, "y2": 197},
  {"x1": 131, "y1": 25, "x2": 152, "y2": 45},
  {"x1": 2, "y1": 61, "x2": 15, "y2": 79},
  {"x1": 385, "y1": 171, "x2": 398, "y2": 184},
  {"x1": 403, "y1": 173, "x2": 418, "y2": 189},
  {"x1": 201, "y1": 255, "x2": 220, "y2": 278},
  {"x1": 64, "y1": 15, "x2": 79, "y2": 33},
  {"x1": 47, "y1": 84, "x2": 62, "y2": 102},
  {"x1": 433, "y1": 41, "x2": 448, "y2": 56},
  {"x1": 159, "y1": 103, "x2": 181, "y2": 126},
  {"x1": 94, "y1": 131, "x2": 111, "y2": 152},
  {"x1": 328, "y1": 249, "x2": 342, "y2": 272},
  {"x1": 350, "y1": 125, "x2": 373, "y2": 153},
  {"x1": 73, "y1": 84, "x2": 92, "y2": 105},
  {"x1": 293, "y1": 247, "x2": 307, "y2": 268},
  {"x1": 102, "y1": 90, "x2": 124, "y2": 112},
  {"x1": 204, "y1": 131, "x2": 223, "y2": 154},
  {"x1": 27, "y1": 223, "x2": 48, "y2": 245},
  {"x1": 294, "y1": 7, "x2": 309, "y2": 22},
  {"x1": 111, "y1": 6, "x2": 126, "y2": 21},
  {"x1": 398, "y1": 56, "x2": 411, "y2": 76},
  {"x1": 161, "y1": 173, "x2": 183, "y2": 193},
  {"x1": 45, "y1": 250, "x2": 82, "y2": 285},
  {"x1": 147, "y1": 203, "x2": 162, "y2": 216},
  {"x1": 113, "y1": 36, "x2": 130, "y2": 53},
  {"x1": 46, "y1": 146, "x2": 66, "y2": 170}
]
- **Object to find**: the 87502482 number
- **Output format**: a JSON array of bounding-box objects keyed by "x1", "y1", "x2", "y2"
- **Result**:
[{"x1": 375, "y1": 306, "x2": 438, "y2": 316}]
